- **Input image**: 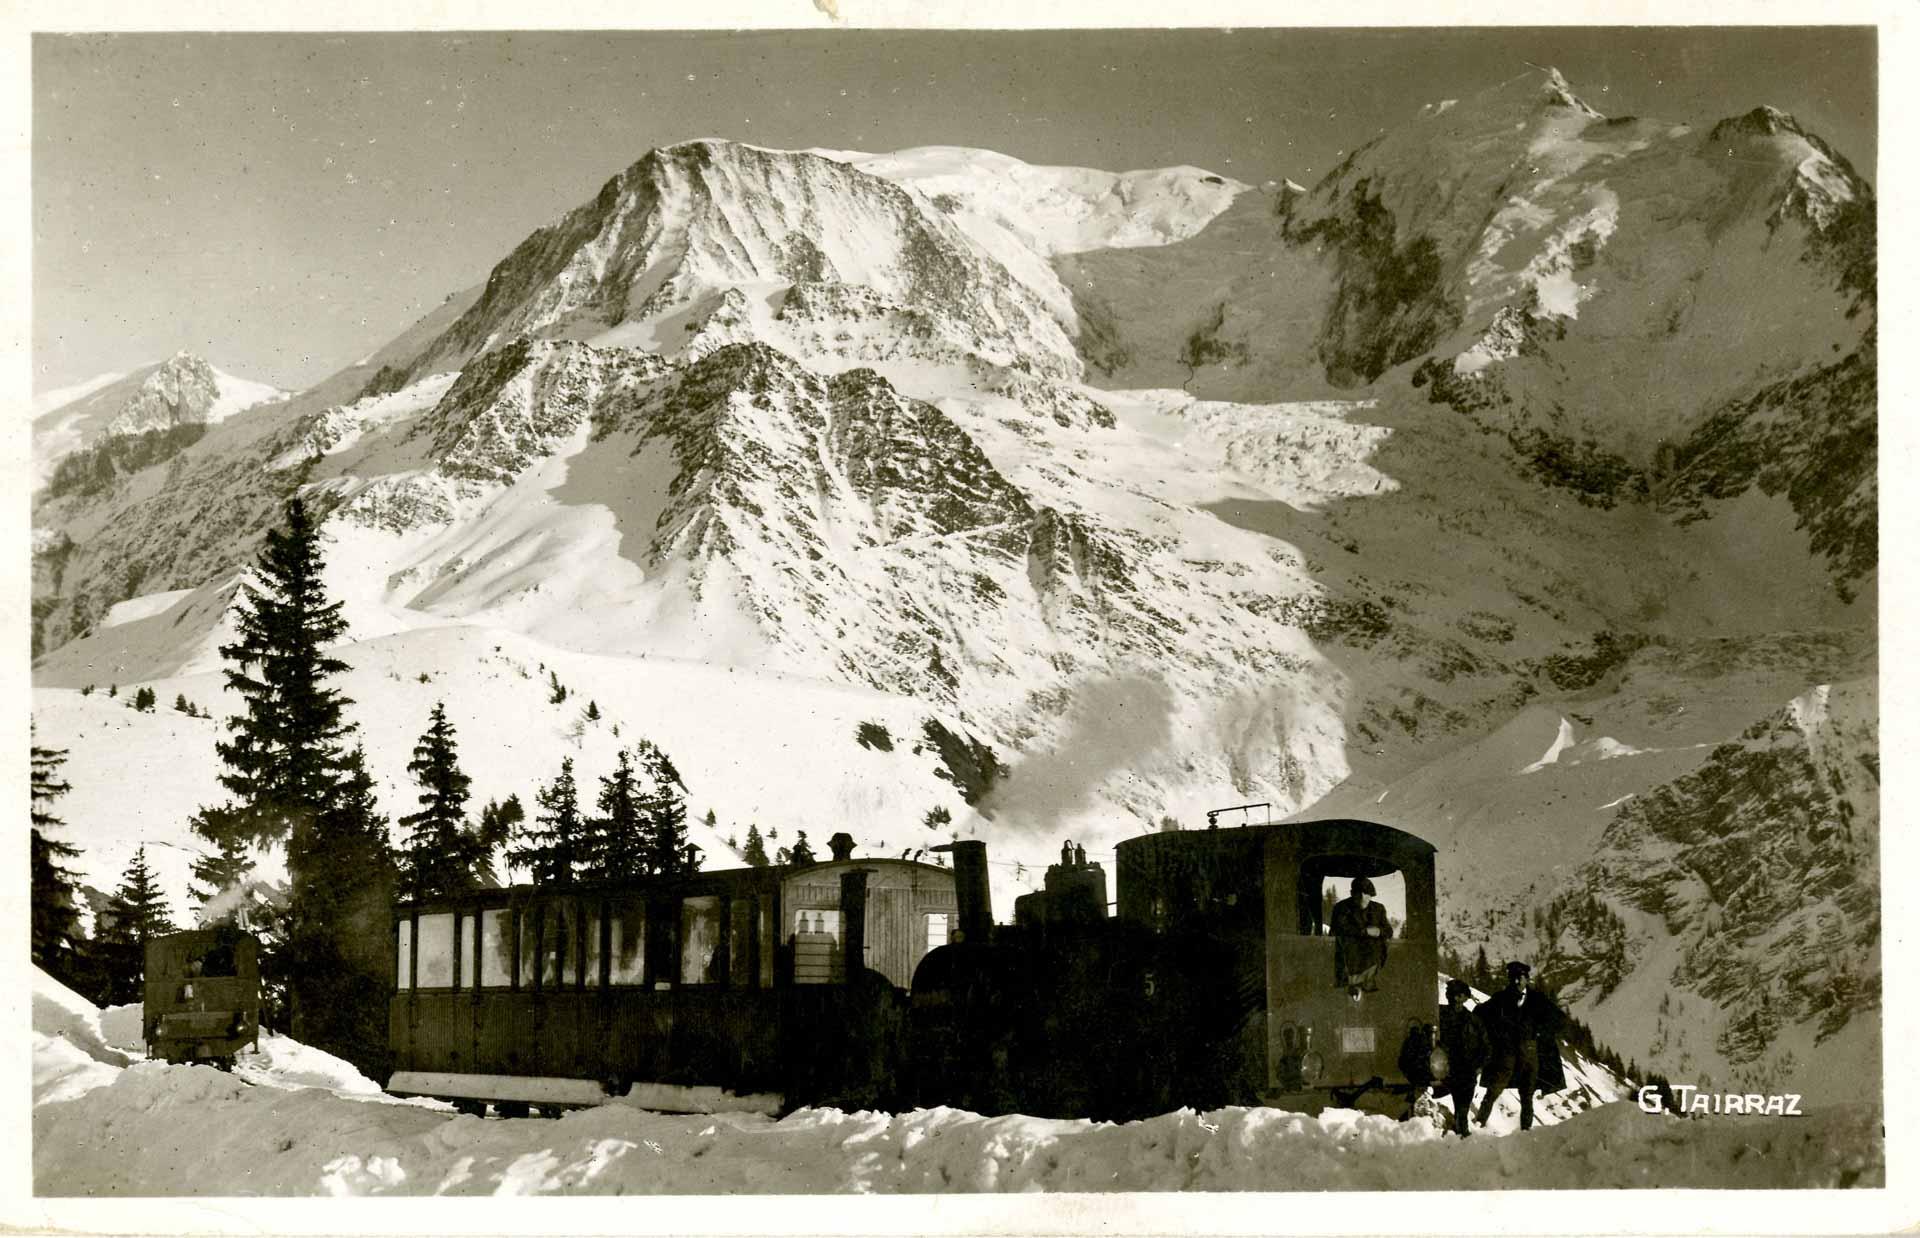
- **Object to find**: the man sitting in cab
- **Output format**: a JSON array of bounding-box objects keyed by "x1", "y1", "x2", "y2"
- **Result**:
[{"x1": 1329, "y1": 876, "x2": 1392, "y2": 999}]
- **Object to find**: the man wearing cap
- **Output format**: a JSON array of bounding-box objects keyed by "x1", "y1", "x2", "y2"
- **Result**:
[
  {"x1": 1436, "y1": 978, "x2": 1490, "y2": 1137},
  {"x1": 1473, "y1": 960, "x2": 1566, "y2": 1131},
  {"x1": 1328, "y1": 876, "x2": 1393, "y2": 998}
]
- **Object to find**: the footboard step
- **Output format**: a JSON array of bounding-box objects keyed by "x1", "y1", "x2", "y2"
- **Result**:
[
  {"x1": 614, "y1": 1081, "x2": 784, "y2": 1116},
  {"x1": 386, "y1": 1072, "x2": 606, "y2": 1108}
]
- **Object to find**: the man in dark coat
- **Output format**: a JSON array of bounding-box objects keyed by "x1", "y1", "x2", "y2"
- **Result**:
[
  {"x1": 1437, "y1": 978, "x2": 1489, "y2": 1137},
  {"x1": 1473, "y1": 960, "x2": 1565, "y2": 1131},
  {"x1": 1328, "y1": 876, "x2": 1392, "y2": 997}
]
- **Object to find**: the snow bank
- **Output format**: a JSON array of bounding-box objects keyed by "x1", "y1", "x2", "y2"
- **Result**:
[
  {"x1": 34, "y1": 1066, "x2": 1880, "y2": 1195},
  {"x1": 235, "y1": 1032, "x2": 386, "y2": 1096},
  {"x1": 31, "y1": 965, "x2": 1878, "y2": 1195},
  {"x1": 32, "y1": 969, "x2": 131, "y2": 1107},
  {"x1": 97, "y1": 1002, "x2": 145, "y2": 1053}
]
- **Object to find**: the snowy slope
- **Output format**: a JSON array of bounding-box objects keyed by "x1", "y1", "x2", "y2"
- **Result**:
[{"x1": 30, "y1": 623, "x2": 983, "y2": 917}]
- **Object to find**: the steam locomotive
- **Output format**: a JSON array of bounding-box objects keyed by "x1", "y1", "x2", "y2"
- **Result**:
[{"x1": 386, "y1": 817, "x2": 1437, "y2": 1118}]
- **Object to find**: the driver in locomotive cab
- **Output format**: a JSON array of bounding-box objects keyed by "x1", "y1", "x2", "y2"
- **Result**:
[{"x1": 1329, "y1": 876, "x2": 1392, "y2": 999}]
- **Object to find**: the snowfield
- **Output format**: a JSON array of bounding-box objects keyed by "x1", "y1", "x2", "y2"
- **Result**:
[{"x1": 30, "y1": 968, "x2": 1882, "y2": 1197}]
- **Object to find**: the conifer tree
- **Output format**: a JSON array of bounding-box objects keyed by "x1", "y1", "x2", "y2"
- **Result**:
[
  {"x1": 586, "y1": 748, "x2": 646, "y2": 881},
  {"x1": 201, "y1": 496, "x2": 356, "y2": 853},
  {"x1": 30, "y1": 738, "x2": 85, "y2": 980},
  {"x1": 635, "y1": 740, "x2": 691, "y2": 877},
  {"x1": 190, "y1": 836, "x2": 257, "y2": 923},
  {"x1": 789, "y1": 830, "x2": 815, "y2": 865},
  {"x1": 174, "y1": 693, "x2": 193, "y2": 714},
  {"x1": 397, "y1": 703, "x2": 489, "y2": 900},
  {"x1": 742, "y1": 822, "x2": 770, "y2": 868},
  {"x1": 99, "y1": 846, "x2": 176, "y2": 1004},
  {"x1": 190, "y1": 497, "x2": 394, "y2": 1071},
  {"x1": 584, "y1": 700, "x2": 600, "y2": 722},
  {"x1": 478, "y1": 795, "x2": 524, "y2": 858},
  {"x1": 133, "y1": 686, "x2": 156, "y2": 712},
  {"x1": 514, "y1": 759, "x2": 585, "y2": 885}
]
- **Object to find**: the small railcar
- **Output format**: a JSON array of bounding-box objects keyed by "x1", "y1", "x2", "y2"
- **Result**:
[
  {"x1": 386, "y1": 839, "x2": 958, "y2": 1115},
  {"x1": 143, "y1": 927, "x2": 262, "y2": 1067}
]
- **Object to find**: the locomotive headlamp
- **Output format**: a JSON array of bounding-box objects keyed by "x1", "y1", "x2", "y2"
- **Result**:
[
  {"x1": 1299, "y1": 1050, "x2": 1325, "y2": 1085},
  {"x1": 1429, "y1": 1045, "x2": 1451, "y2": 1081}
]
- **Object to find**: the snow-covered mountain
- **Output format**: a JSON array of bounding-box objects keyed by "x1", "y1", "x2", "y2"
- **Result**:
[
  {"x1": 32, "y1": 351, "x2": 290, "y2": 489},
  {"x1": 30, "y1": 71, "x2": 1877, "y2": 1101}
]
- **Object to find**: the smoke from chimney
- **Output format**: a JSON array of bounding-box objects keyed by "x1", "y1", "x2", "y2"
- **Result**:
[{"x1": 979, "y1": 671, "x2": 1176, "y2": 834}]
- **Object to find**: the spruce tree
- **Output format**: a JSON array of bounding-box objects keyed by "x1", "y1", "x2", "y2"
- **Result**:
[
  {"x1": 478, "y1": 795, "x2": 524, "y2": 859},
  {"x1": 192, "y1": 497, "x2": 394, "y2": 1072},
  {"x1": 99, "y1": 846, "x2": 176, "y2": 1005},
  {"x1": 635, "y1": 740, "x2": 691, "y2": 877},
  {"x1": 133, "y1": 686, "x2": 156, "y2": 712},
  {"x1": 789, "y1": 830, "x2": 816, "y2": 865},
  {"x1": 203, "y1": 496, "x2": 356, "y2": 852},
  {"x1": 397, "y1": 703, "x2": 489, "y2": 900},
  {"x1": 587, "y1": 748, "x2": 647, "y2": 881},
  {"x1": 283, "y1": 743, "x2": 395, "y2": 1062},
  {"x1": 514, "y1": 759, "x2": 586, "y2": 885},
  {"x1": 742, "y1": 823, "x2": 770, "y2": 868},
  {"x1": 189, "y1": 836, "x2": 257, "y2": 924},
  {"x1": 30, "y1": 738, "x2": 85, "y2": 980},
  {"x1": 174, "y1": 693, "x2": 192, "y2": 714}
]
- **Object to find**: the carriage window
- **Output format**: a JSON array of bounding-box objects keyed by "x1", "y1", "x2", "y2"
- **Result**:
[
  {"x1": 759, "y1": 897, "x2": 776, "y2": 987},
  {"x1": 459, "y1": 914, "x2": 479, "y2": 988},
  {"x1": 925, "y1": 912, "x2": 949, "y2": 950},
  {"x1": 728, "y1": 899, "x2": 752, "y2": 989},
  {"x1": 583, "y1": 905, "x2": 604, "y2": 987},
  {"x1": 792, "y1": 908, "x2": 842, "y2": 985},
  {"x1": 396, "y1": 919, "x2": 413, "y2": 990},
  {"x1": 609, "y1": 898, "x2": 646, "y2": 985},
  {"x1": 542, "y1": 900, "x2": 577, "y2": 988},
  {"x1": 480, "y1": 908, "x2": 513, "y2": 987},
  {"x1": 680, "y1": 896, "x2": 723, "y2": 985},
  {"x1": 518, "y1": 907, "x2": 540, "y2": 988},
  {"x1": 416, "y1": 913, "x2": 455, "y2": 988}
]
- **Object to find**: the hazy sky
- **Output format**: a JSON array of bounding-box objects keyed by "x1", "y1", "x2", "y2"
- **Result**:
[{"x1": 33, "y1": 27, "x2": 1876, "y2": 394}]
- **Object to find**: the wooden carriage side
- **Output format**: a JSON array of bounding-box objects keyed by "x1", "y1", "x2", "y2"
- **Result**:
[{"x1": 386, "y1": 854, "x2": 957, "y2": 1111}]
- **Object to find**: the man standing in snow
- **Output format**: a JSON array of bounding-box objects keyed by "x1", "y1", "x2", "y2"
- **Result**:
[
  {"x1": 1437, "y1": 978, "x2": 1489, "y2": 1137},
  {"x1": 1473, "y1": 960, "x2": 1565, "y2": 1131},
  {"x1": 1329, "y1": 876, "x2": 1392, "y2": 998}
]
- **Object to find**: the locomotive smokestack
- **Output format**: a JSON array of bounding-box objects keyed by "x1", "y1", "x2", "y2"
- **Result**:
[
  {"x1": 933, "y1": 841, "x2": 992, "y2": 944},
  {"x1": 828, "y1": 831, "x2": 856, "y2": 861},
  {"x1": 839, "y1": 868, "x2": 871, "y2": 982}
]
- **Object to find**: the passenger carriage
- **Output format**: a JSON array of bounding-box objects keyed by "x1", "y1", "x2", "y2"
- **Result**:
[{"x1": 386, "y1": 843, "x2": 958, "y2": 1115}]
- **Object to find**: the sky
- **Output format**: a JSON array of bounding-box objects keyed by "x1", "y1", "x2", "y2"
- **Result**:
[{"x1": 31, "y1": 26, "x2": 1877, "y2": 395}]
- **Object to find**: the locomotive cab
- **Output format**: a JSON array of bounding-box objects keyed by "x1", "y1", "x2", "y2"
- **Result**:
[{"x1": 1259, "y1": 821, "x2": 1438, "y2": 1114}]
